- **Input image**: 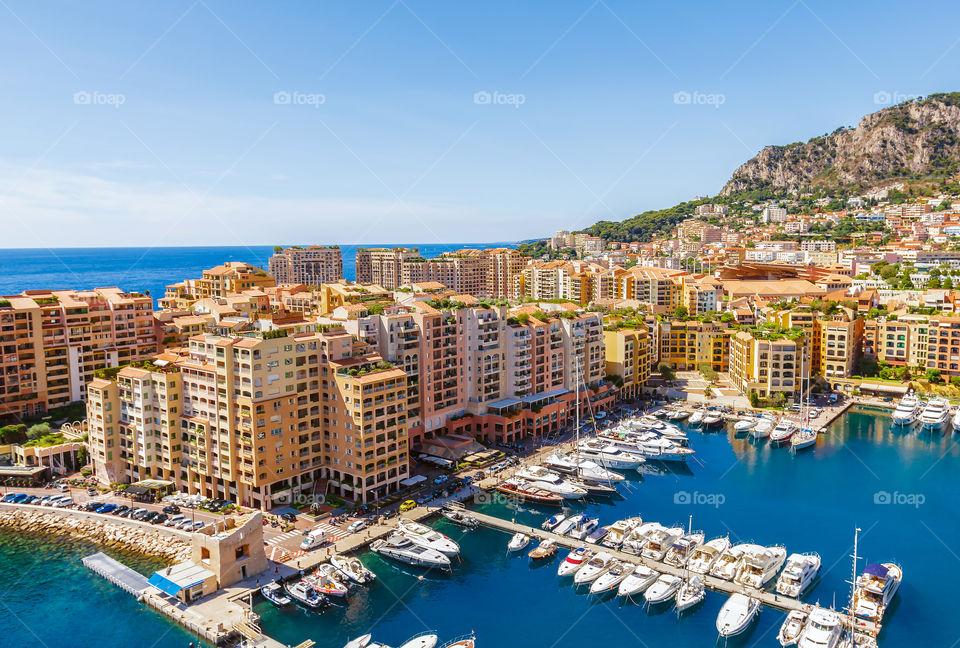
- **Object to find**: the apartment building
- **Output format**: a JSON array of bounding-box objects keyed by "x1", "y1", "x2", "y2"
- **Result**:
[
  {"x1": 729, "y1": 331, "x2": 804, "y2": 398},
  {"x1": 658, "y1": 320, "x2": 730, "y2": 372},
  {"x1": 816, "y1": 317, "x2": 864, "y2": 380},
  {"x1": 926, "y1": 317, "x2": 960, "y2": 376},
  {"x1": 355, "y1": 248, "x2": 421, "y2": 289},
  {"x1": 603, "y1": 327, "x2": 652, "y2": 399},
  {"x1": 268, "y1": 246, "x2": 343, "y2": 286},
  {"x1": 86, "y1": 329, "x2": 410, "y2": 508},
  {"x1": 619, "y1": 267, "x2": 684, "y2": 308},
  {"x1": 0, "y1": 288, "x2": 159, "y2": 419},
  {"x1": 680, "y1": 275, "x2": 723, "y2": 315},
  {"x1": 161, "y1": 262, "x2": 275, "y2": 309}
]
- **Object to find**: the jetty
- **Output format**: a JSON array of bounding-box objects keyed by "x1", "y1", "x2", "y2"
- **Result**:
[
  {"x1": 82, "y1": 551, "x2": 151, "y2": 596},
  {"x1": 464, "y1": 508, "x2": 882, "y2": 637}
]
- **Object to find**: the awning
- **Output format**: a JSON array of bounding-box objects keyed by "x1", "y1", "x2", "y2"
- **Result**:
[
  {"x1": 858, "y1": 382, "x2": 909, "y2": 395},
  {"x1": 125, "y1": 485, "x2": 150, "y2": 496},
  {"x1": 400, "y1": 475, "x2": 426, "y2": 487},
  {"x1": 148, "y1": 572, "x2": 189, "y2": 597},
  {"x1": 148, "y1": 561, "x2": 215, "y2": 597}
]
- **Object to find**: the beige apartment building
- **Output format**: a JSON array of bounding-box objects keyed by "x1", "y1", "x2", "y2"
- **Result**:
[
  {"x1": 86, "y1": 328, "x2": 409, "y2": 508},
  {"x1": 161, "y1": 262, "x2": 275, "y2": 309},
  {"x1": 816, "y1": 317, "x2": 864, "y2": 380},
  {"x1": 355, "y1": 247, "x2": 421, "y2": 289},
  {"x1": 0, "y1": 288, "x2": 159, "y2": 419},
  {"x1": 603, "y1": 327, "x2": 653, "y2": 399},
  {"x1": 268, "y1": 245, "x2": 343, "y2": 286},
  {"x1": 729, "y1": 330, "x2": 805, "y2": 399}
]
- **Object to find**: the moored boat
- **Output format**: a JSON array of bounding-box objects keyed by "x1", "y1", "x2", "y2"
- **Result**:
[
  {"x1": 260, "y1": 580, "x2": 291, "y2": 606},
  {"x1": 791, "y1": 428, "x2": 817, "y2": 451},
  {"x1": 440, "y1": 507, "x2": 479, "y2": 529},
  {"x1": 778, "y1": 610, "x2": 807, "y2": 647},
  {"x1": 495, "y1": 479, "x2": 564, "y2": 507},
  {"x1": 507, "y1": 532, "x2": 530, "y2": 552},
  {"x1": 752, "y1": 417, "x2": 775, "y2": 438},
  {"x1": 528, "y1": 538, "x2": 557, "y2": 560},
  {"x1": 644, "y1": 573, "x2": 682, "y2": 604},
  {"x1": 567, "y1": 516, "x2": 600, "y2": 541},
  {"x1": 687, "y1": 536, "x2": 730, "y2": 574},
  {"x1": 663, "y1": 532, "x2": 704, "y2": 568},
  {"x1": 770, "y1": 419, "x2": 798, "y2": 445},
  {"x1": 617, "y1": 565, "x2": 659, "y2": 598},
  {"x1": 891, "y1": 392, "x2": 921, "y2": 426},
  {"x1": 397, "y1": 518, "x2": 460, "y2": 557},
  {"x1": 710, "y1": 543, "x2": 749, "y2": 581},
  {"x1": 798, "y1": 607, "x2": 842, "y2": 648},
  {"x1": 514, "y1": 464, "x2": 588, "y2": 499},
  {"x1": 716, "y1": 593, "x2": 760, "y2": 637},
  {"x1": 734, "y1": 418, "x2": 756, "y2": 432},
  {"x1": 284, "y1": 579, "x2": 328, "y2": 609},
  {"x1": 573, "y1": 551, "x2": 614, "y2": 584},
  {"x1": 675, "y1": 575, "x2": 706, "y2": 612},
  {"x1": 309, "y1": 563, "x2": 350, "y2": 598},
  {"x1": 601, "y1": 516, "x2": 642, "y2": 549},
  {"x1": 372, "y1": 534, "x2": 452, "y2": 570},
  {"x1": 853, "y1": 562, "x2": 902, "y2": 621},
  {"x1": 589, "y1": 559, "x2": 634, "y2": 594},
  {"x1": 919, "y1": 398, "x2": 949, "y2": 432},
  {"x1": 776, "y1": 552, "x2": 820, "y2": 597},
  {"x1": 735, "y1": 544, "x2": 787, "y2": 588},
  {"x1": 541, "y1": 514, "x2": 567, "y2": 532},
  {"x1": 557, "y1": 547, "x2": 592, "y2": 577},
  {"x1": 331, "y1": 554, "x2": 377, "y2": 585}
]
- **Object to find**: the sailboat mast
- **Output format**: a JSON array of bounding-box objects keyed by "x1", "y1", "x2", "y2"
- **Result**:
[{"x1": 847, "y1": 526, "x2": 861, "y2": 640}]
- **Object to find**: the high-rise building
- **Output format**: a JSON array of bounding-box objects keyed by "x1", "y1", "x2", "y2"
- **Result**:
[
  {"x1": 355, "y1": 248, "x2": 420, "y2": 289},
  {"x1": 729, "y1": 330, "x2": 805, "y2": 399},
  {"x1": 268, "y1": 246, "x2": 343, "y2": 286}
]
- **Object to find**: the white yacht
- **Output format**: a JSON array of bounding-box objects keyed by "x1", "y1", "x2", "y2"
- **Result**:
[
  {"x1": 573, "y1": 551, "x2": 614, "y2": 584},
  {"x1": 575, "y1": 440, "x2": 645, "y2": 469},
  {"x1": 666, "y1": 409, "x2": 689, "y2": 421},
  {"x1": 675, "y1": 576, "x2": 706, "y2": 612},
  {"x1": 372, "y1": 534, "x2": 451, "y2": 570},
  {"x1": 514, "y1": 465, "x2": 587, "y2": 499},
  {"x1": 557, "y1": 547, "x2": 592, "y2": 577},
  {"x1": 331, "y1": 554, "x2": 377, "y2": 585},
  {"x1": 633, "y1": 436, "x2": 695, "y2": 462},
  {"x1": 553, "y1": 514, "x2": 584, "y2": 536},
  {"x1": 791, "y1": 428, "x2": 817, "y2": 451},
  {"x1": 687, "y1": 536, "x2": 731, "y2": 574},
  {"x1": 541, "y1": 514, "x2": 567, "y2": 532},
  {"x1": 588, "y1": 560, "x2": 634, "y2": 594},
  {"x1": 735, "y1": 545, "x2": 787, "y2": 588},
  {"x1": 663, "y1": 532, "x2": 705, "y2": 568},
  {"x1": 644, "y1": 574, "x2": 682, "y2": 604},
  {"x1": 770, "y1": 419, "x2": 798, "y2": 445},
  {"x1": 952, "y1": 405, "x2": 960, "y2": 432},
  {"x1": 716, "y1": 593, "x2": 761, "y2": 637},
  {"x1": 919, "y1": 398, "x2": 950, "y2": 431},
  {"x1": 890, "y1": 392, "x2": 921, "y2": 426},
  {"x1": 734, "y1": 418, "x2": 756, "y2": 432},
  {"x1": 617, "y1": 565, "x2": 659, "y2": 598},
  {"x1": 752, "y1": 417, "x2": 775, "y2": 438},
  {"x1": 703, "y1": 412, "x2": 723, "y2": 426},
  {"x1": 778, "y1": 610, "x2": 807, "y2": 647},
  {"x1": 797, "y1": 607, "x2": 842, "y2": 648},
  {"x1": 641, "y1": 525, "x2": 686, "y2": 561},
  {"x1": 621, "y1": 522, "x2": 666, "y2": 555},
  {"x1": 601, "y1": 516, "x2": 642, "y2": 549},
  {"x1": 709, "y1": 543, "x2": 749, "y2": 581},
  {"x1": 853, "y1": 562, "x2": 902, "y2": 621},
  {"x1": 507, "y1": 532, "x2": 530, "y2": 552},
  {"x1": 397, "y1": 518, "x2": 460, "y2": 557},
  {"x1": 567, "y1": 517, "x2": 600, "y2": 541},
  {"x1": 775, "y1": 553, "x2": 821, "y2": 597},
  {"x1": 542, "y1": 451, "x2": 626, "y2": 483},
  {"x1": 688, "y1": 410, "x2": 704, "y2": 425}
]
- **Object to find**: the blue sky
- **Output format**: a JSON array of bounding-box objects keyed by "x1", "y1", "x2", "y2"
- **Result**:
[{"x1": 1, "y1": 0, "x2": 957, "y2": 247}]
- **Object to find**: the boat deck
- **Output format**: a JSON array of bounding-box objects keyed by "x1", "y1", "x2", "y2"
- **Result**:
[{"x1": 466, "y1": 510, "x2": 881, "y2": 637}]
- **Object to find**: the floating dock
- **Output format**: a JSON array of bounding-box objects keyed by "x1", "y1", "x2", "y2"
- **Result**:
[{"x1": 82, "y1": 551, "x2": 150, "y2": 597}]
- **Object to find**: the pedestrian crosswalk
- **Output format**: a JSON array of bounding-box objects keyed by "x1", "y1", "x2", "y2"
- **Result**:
[
  {"x1": 312, "y1": 521, "x2": 349, "y2": 541},
  {"x1": 264, "y1": 521, "x2": 349, "y2": 546},
  {"x1": 265, "y1": 529, "x2": 301, "y2": 546}
]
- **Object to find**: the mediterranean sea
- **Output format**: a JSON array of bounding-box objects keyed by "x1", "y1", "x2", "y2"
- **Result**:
[{"x1": 0, "y1": 242, "x2": 520, "y2": 304}]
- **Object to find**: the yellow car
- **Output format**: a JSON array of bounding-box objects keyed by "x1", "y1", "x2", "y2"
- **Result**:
[{"x1": 399, "y1": 499, "x2": 417, "y2": 513}]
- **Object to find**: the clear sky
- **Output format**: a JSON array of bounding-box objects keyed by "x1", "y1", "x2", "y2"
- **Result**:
[{"x1": 1, "y1": 0, "x2": 957, "y2": 248}]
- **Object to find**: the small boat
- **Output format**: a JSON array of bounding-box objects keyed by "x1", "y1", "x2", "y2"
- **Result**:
[
  {"x1": 617, "y1": 565, "x2": 659, "y2": 598},
  {"x1": 735, "y1": 545, "x2": 787, "y2": 589},
  {"x1": 573, "y1": 551, "x2": 614, "y2": 584},
  {"x1": 397, "y1": 631, "x2": 439, "y2": 648},
  {"x1": 541, "y1": 514, "x2": 567, "y2": 531},
  {"x1": 687, "y1": 536, "x2": 730, "y2": 574},
  {"x1": 776, "y1": 553, "x2": 820, "y2": 597},
  {"x1": 507, "y1": 532, "x2": 530, "y2": 552},
  {"x1": 567, "y1": 517, "x2": 600, "y2": 541},
  {"x1": 588, "y1": 560, "x2": 634, "y2": 594},
  {"x1": 528, "y1": 538, "x2": 557, "y2": 560},
  {"x1": 667, "y1": 409, "x2": 690, "y2": 421},
  {"x1": 853, "y1": 562, "x2": 902, "y2": 621},
  {"x1": 439, "y1": 633, "x2": 475, "y2": 648},
  {"x1": 584, "y1": 525, "x2": 609, "y2": 544},
  {"x1": 688, "y1": 410, "x2": 704, "y2": 425},
  {"x1": 734, "y1": 418, "x2": 756, "y2": 432},
  {"x1": 558, "y1": 547, "x2": 592, "y2": 577},
  {"x1": 675, "y1": 575, "x2": 706, "y2": 612},
  {"x1": 663, "y1": 532, "x2": 704, "y2": 568},
  {"x1": 343, "y1": 634, "x2": 373, "y2": 648},
  {"x1": 710, "y1": 543, "x2": 749, "y2": 581},
  {"x1": 601, "y1": 516, "x2": 642, "y2": 549},
  {"x1": 331, "y1": 554, "x2": 377, "y2": 585},
  {"x1": 397, "y1": 518, "x2": 460, "y2": 557},
  {"x1": 770, "y1": 419, "x2": 798, "y2": 445},
  {"x1": 702, "y1": 412, "x2": 723, "y2": 427},
  {"x1": 779, "y1": 610, "x2": 807, "y2": 647},
  {"x1": 752, "y1": 417, "x2": 774, "y2": 438},
  {"x1": 260, "y1": 580, "x2": 291, "y2": 606},
  {"x1": 952, "y1": 405, "x2": 960, "y2": 433},
  {"x1": 791, "y1": 429, "x2": 817, "y2": 451},
  {"x1": 309, "y1": 564, "x2": 350, "y2": 598},
  {"x1": 284, "y1": 579, "x2": 328, "y2": 609},
  {"x1": 644, "y1": 574, "x2": 682, "y2": 604},
  {"x1": 495, "y1": 479, "x2": 564, "y2": 507},
  {"x1": 798, "y1": 607, "x2": 842, "y2": 648},
  {"x1": 372, "y1": 534, "x2": 451, "y2": 570},
  {"x1": 640, "y1": 525, "x2": 685, "y2": 561},
  {"x1": 891, "y1": 392, "x2": 921, "y2": 426},
  {"x1": 716, "y1": 593, "x2": 761, "y2": 637},
  {"x1": 553, "y1": 514, "x2": 584, "y2": 536},
  {"x1": 440, "y1": 507, "x2": 479, "y2": 529}
]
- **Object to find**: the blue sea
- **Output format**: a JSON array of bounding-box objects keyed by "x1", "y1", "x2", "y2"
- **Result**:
[
  {"x1": 0, "y1": 243, "x2": 520, "y2": 304},
  {"x1": 1, "y1": 408, "x2": 951, "y2": 647}
]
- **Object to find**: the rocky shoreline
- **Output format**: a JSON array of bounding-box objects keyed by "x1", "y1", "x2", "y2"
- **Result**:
[{"x1": 0, "y1": 508, "x2": 191, "y2": 562}]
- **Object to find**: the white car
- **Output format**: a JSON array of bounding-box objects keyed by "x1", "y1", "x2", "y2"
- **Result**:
[
  {"x1": 42, "y1": 496, "x2": 64, "y2": 506},
  {"x1": 164, "y1": 514, "x2": 186, "y2": 527},
  {"x1": 189, "y1": 520, "x2": 205, "y2": 531},
  {"x1": 54, "y1": 497, "x2": 74, "y2": 508},
  {"x1": 348, "y1": 520, "x2": 368, "y2": 533}
]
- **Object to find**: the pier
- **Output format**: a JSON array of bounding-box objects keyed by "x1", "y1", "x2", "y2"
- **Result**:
[{"x1": 82, "y1": 551, "x2": 150, "y2": 597}]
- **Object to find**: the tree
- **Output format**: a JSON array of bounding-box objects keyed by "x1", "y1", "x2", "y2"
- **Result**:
[
  {"x1": 928, "y1": 278, "x2": 942, "y2": 289},
  {"x1": 749, "y1": 391, "x2": 759, "y2": 408},
  {"x1": 930, "y1": 268, "x2": 941, "y2": 278},
  {"x1": 720, "y1": 312, "x2": 735, "y2": 323},
  {"x1": 26, "y1": 423, "x2": 50, "y2": 440},
  {"x1": 674, "y1": 306, "x2": 689, "y2": 320},
  {"x1": 273, "y1": 245, "x2": 283, "y2": 253},
  {"x1": 925, "y1": 368, "x2": 943, "y2": 384},
  {"x1": 868, "y1": 308, "x2": 880, "y2": 319},
  {"x1": 657, "y1": 362, "x2": 676, "y2": 382},
  {"x1": 0, "y1": 424, "x2": 26, "y2": 444},
  {"x1": 944, "y1": 277, "x2": 954, "y2": 290}
]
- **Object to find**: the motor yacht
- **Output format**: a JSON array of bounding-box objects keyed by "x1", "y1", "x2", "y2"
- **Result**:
[
  {"x1": 791, "y1": 429, "x2": 817, "y2": 451},
  {"x1": 343, "y1": 634, "x2": 373, "y2": 648},
  {"x1": 778, "y1": 610, "x2": 807, "y2": 647},
  {"x1": 575, "y1": 440, "x2": 645, "y2": 469},
  {"x1": 553, "y1": 514, "x2": 584, "y2": 536},
  {"x1": 952, "y1": 405, "x2": 960, "y2": 432},
  {"x1": 666, "y1": 409, "x2": 690, "y2": 421},
  {"x1": 663, "y1": 532, "x2": 705, "y2": 568},
  {"x1": 734, "y1": 418, "x2": 756, "y2": 432},
  {"x1": 541, "y1": 514, "x2": 567, "y2": 532},
  {"x1": 702, "y1": 412, "x2": 723, "y2": 427},
  {"x1": 397, "y1": 518, "x2": 460, "y2": 557},
  {"x1": 709, "y1": 543, "x2": 749, "y2": 581},
  {"x1": 770, "y1": 419, "x2": 798, "y2": 445},
  {"x1": 495, "y1": 478, "x2": 564, "y2": 507},
  {"x1": 617, "y1": 565, "x2": 659, "y2": 598},
  {"x1": 853, "y1": 562, "x2": 902, "y2": 621},
  {"x1": 589, "y1": 560, "x2": 634, "y2": 594},
  {"x1": 601, "y1": 516, "x2": 643, "y2": 549},
  {"x1": 919, "y1": 398, "x2": 950, "y2": 432},
  {"x1": 260, "y1": 581, "x2": 291, "y2": 606},
  {"x1": 620, "y1": 522, "x2": 664, "y2": 555},
  {"x1": 891, "y1": 392, "x2": 921, "y2": 426},
  {"x1": 528, "y1": 538, "x2": 557, "y2": 560},
  {"x1": 309, "y1": 564, "x2": 350, "y2": 598},
  {"x1": 644, "y1": 574, "x2": 682, "y2": 604},
  {"x1": 585, "y1": 524, "x2": 609, "y2": 544},
  {"x1": 397, "y1": 632, "x2": 440, "y2": 648},
  {"x1": 797, "y1": 607, "x2": 842, "y2": 648},
  {"x1": 735, "y1": 545, "x2": 787, "y2": 589},
  {"x1": 514, "y1": 464, "x2": 587, "y2": 499},
  {"x1": 567, "y1": 477, "x2": 620, "y2": 497},
  {"x1": 775, "y1": 553, "x2": 821, "y2": 597},
  {"x1": 573, "y1": 551, "x2": 614, "y2": 584},
  {"x1": 687, "y1": 536, "x2": 731, "y2": 574},
  {"x1": 331, "y1": 554, "x2": 377, "y2": 585},
  {"x1": 284, "y1": 579, "x2": 328, "y2": 609},
  {"x1": 567, "y1": 517, "x2": 600, "y2": 541},
  {"x1": 688, "y1": 410, "x2": 704, "y2": 425},
  {"x1": 716, "y1": 593, "x2": 761, "y2": 637},
  {"x1": 557, "y1": 547, "x2": 592, "y2": 577},
  {"x1": 507, "y1": 532, "x2": 530, "y2": 552},
  {"x1": 542, "y1": 452, "x2": 625, "y2": 482},
  {"x1": 675, "y1": 576, "x2": 706, "y2": 612},
  {"x1": 633, "y1": 437, "x2": 695, "y2": 462},
  {"x1": 752, "y1": 417, "x2": 775, "y2": 438},
  {"x1": 640, "y1": 525, "x2": 685, "y2": 561},
  {"x1": 372, "y1": 534, "x2": 451, "y2": 570},
  {"x1": 440, "y1": 507, "x2": 479, "y2": 530}
]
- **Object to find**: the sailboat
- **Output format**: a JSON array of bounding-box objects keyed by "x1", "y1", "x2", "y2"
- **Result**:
[{"x1": 792, "y1": 348, "x2": 817, "y2": 452}]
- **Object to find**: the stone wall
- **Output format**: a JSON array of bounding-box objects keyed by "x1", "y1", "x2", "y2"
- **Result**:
[{"x1": 0, "y1": 504, "x2": 191, "y2": 562}]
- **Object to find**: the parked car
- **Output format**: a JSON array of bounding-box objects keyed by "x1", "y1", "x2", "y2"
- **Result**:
[
  {"x1": 54, "y1": 497, "x2": 74, "y2": 508},
  {"x1": 347, "y1": 520, "x2": 367, "y2": 533},
  {"x1": 142, "y1": 511, "x2": 160, "y2": 523},
  {"x1": 112, "y1": 505, "x2": 130, "y2": 516},
  {"x1": 84, "y1": 501, "x2": 103, "y2": 511},
  {"x1": 165, "y1": 514, "x2": 186, "y2": 527},
  {"x1": 280, "y1": 512, "x2": 297, "y2": 522},
  {"x1": 131, "y1": 508, "x2": 149, "y2": 520},
  {"x1": 96, "y1": 504, "x2": 117, "y2": 514},
  {"x1": 432, "y1": 475, "x2": 449, "y2": 485},
  {"x1": 151, "y1": 514, "x2": 168, "y2": 525},
  {"x1": 22, "y1": 495, "x2": 39, "y2": 504},
  {"x1": 188, "y1": 520, "x2": 205, "y2": 531},
  {"x1": 42, "y1": 496, "x2": 64, "y2": 507},
  {"x1": 399, "y1": 499, "x2": 417, "y2": 513},
  {"x1": 175, "y1": 518, "x2": 195, "y2": 530},
  {"x1": 55, "y1": 483, "x2": 69, "y2": 493},
  {"x1": 162, "y1": 505, "x2": 180, "y2": 515}
]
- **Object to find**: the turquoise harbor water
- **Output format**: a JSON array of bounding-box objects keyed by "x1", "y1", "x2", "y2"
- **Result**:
[{"x1": 3, "y1": 407, "x2": 955, "y2": 647}]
